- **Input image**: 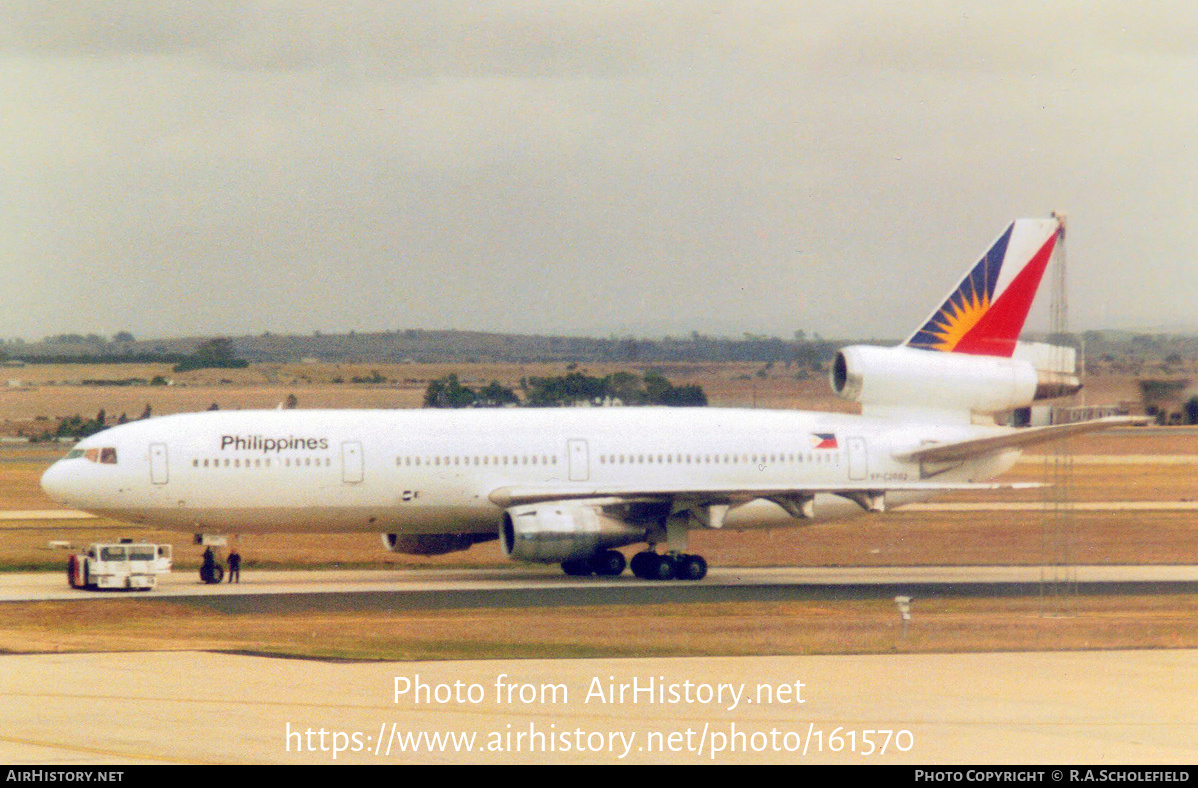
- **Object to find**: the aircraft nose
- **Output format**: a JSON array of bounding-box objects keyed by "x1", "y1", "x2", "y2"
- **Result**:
[{"x1": 40, "y1": 461, "x2": 75, "y2": 505}]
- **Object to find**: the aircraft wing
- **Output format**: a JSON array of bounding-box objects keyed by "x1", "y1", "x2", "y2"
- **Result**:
[
  {"x1": 489, "y1": 480, "x2": 1039, "y2": 510},
  {"x1": 894, "y1": 416, "x2": 1144, "y2": 464}
]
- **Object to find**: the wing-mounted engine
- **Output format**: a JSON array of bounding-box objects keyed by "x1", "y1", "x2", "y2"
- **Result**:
[
  {"x1": 381, "y1": 532, "x2": 496, "y2": 556},
  {"x1": 500, "y1": 499, "x2": 647, "y2": 563}
]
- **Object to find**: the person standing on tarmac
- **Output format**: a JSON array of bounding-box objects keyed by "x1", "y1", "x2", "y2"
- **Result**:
[
  {"x1": 200, "y1": 546, "x2": 221, "y2": 584},
  {"x1": 227, "y1": 548, "x2": 241, "y2": 583}
]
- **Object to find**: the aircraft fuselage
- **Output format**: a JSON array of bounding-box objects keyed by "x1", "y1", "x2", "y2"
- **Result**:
[{"x1": 41, "y1": 407, "x2": 1019, "y2": 537}]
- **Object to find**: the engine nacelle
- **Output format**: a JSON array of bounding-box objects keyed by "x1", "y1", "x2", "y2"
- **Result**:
[
  {"x1": 832, "y1": 344, "x2": 1039, "y2": 417},
  {"x1": 381, "y1": 532, "x2": 496, "y2": 556},
  {"x1": 500, "y1": 501, "x2": 645, "y2": 563}
]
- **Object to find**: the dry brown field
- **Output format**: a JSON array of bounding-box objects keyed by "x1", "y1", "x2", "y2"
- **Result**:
[
  {"x1": 0, "y1": 359, "x2": 1158, "y2": 434},
  {"x1": 0, "y1": 360, "x2": 854, "y2": 438},
  {"x1": 3, "y1": 596, "x2": 1197, "y2": 661},
  {"x1": 1, "y1": 362, "x2": 1194, "y2": 660}
]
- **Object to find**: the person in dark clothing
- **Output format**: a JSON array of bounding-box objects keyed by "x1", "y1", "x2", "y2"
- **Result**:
[
  {"x1": 227, "y1": 548, "x2": 241, "y2": 583},
  {"x1": 200, "y1": 546, "x2": 221, "y2": 584}
]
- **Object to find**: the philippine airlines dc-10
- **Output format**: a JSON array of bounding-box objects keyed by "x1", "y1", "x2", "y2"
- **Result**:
[{"x1": 41, "y1": 216, "x2": 1116, "y2": 581}]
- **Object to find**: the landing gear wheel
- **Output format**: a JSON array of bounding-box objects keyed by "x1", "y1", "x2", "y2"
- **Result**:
[
  {"x1": 630, "y1": 551, "x2": 657, "y2": 579},
  {"x1": 650, "y1": 554, "x2": 676, "y2": 581},
  {"x1": 200, "y1": 564, "x2": 224, "y2": 584},
  {"x1": 590, "y1": 550, "x2": 626, "y2": 577},
  {"x1": 675, "y1": 554, "x2": 708, "y2": 581},
  {"x1": 561, "y1": 558, "x2": 593, "y2": 577}
]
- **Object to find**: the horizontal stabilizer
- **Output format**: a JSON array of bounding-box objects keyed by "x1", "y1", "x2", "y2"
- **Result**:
[{"x1": 895, "y1": 416, "x2": 1144, "y2": 464}]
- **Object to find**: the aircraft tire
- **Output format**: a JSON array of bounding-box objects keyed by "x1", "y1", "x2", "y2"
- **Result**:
[
  {"x1": 200, "y1": 564, "x2": 224, "y2": 584},
  {"x1": 651, "y1": 554, "x2": 675, "y2": 581},
  {"x1": 67, "y1": 555, "x2": 80, "y2": 589},
  {"x1": 590, "y1": 550, "x2": 626, "y2": 577},
  {"x1": 561, "y1": 558, "x2": 592, "y2": 577},
  {"x1": 675, "y1": 554, "x2": 708, "y2": 581},
  {"x1": 629, "y1": 551, "x2": 656, "y2": 579}
]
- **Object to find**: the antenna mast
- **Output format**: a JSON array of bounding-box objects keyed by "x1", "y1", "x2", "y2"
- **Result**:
[{"x1": 1041, "y1": 210, "x2": 1077, "y2": 616}]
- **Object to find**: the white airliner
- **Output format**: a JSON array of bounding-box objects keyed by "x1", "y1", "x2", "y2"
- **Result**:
[{"x1": 41, "y1": 216, "x2": 1119, "y2": 581}]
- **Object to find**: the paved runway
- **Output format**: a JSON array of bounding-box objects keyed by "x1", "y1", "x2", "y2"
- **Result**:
[
  {"x1": 2, "y1": 649, "x2": 1195, "y2": 764},
  {"x1": 4, "y1": 565, "x2": 1198, "y2": 611}
]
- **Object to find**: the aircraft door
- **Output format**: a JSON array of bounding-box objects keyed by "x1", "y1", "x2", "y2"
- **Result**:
[
  {"x1": 149, "y1": 443, "x2": 169, "y2": 485},
  {"x1": 567, "y1": 439, "x2": 589, "y2": 482},
  {"x1": 846, "y1": 436, "x2": 868, "y2": 481},
  {"x1": 342, "y1": 441, "x2": 364, "y2": 484}
]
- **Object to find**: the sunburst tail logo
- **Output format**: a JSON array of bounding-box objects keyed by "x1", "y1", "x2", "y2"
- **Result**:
[{"x1": 905, "y1": 218, "x2": 1061, "y2": 358}]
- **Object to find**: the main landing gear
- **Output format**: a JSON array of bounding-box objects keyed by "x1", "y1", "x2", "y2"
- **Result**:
[
  {"x1": 559, "y1": 550, "x2": 708, "y2": 581},
  {"x1": 630, "y1": 551, "x2": 707, "y2": 581},
  {"x1": 561, "y1": 550, "x2": 626, "y2": 577}
]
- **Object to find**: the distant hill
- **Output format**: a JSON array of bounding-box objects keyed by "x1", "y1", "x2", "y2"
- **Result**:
[
  {"x1": 5, "y1": 329, "x2": 847, "y2": 366},
  {"x1": 6, "y1": 327, "x2": 1197, "y2": 368}
]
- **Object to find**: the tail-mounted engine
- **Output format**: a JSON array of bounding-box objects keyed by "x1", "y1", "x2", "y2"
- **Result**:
[{"x1": 832, "y1": 343, "x2": 1079, "y2": 419}]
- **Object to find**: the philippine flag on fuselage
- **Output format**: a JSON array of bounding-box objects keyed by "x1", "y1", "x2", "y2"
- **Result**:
[{"x1": 811, "y1": 433, "x2": 838, "y2": 450}]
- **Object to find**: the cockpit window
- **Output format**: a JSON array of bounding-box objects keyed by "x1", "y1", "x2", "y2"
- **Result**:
[{"x1": 66, "y1": 447, "x2": 118, "y2": 464}]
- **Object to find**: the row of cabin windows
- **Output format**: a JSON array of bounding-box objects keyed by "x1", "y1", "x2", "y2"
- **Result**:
[
  {"x1": 599, "y1": 451, "x2": 839, "y2": 466},
  {"x1": 395, "y1": 455, "x2": 558, "y2": 468},
  {"x1": 192, "y1": 456, "x2": 332, "y2": 469},
  {"x1": 390, "y1": 451, "x2": 840, "y2": 469}
]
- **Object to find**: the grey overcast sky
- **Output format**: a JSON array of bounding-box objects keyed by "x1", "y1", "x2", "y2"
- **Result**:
[{"x1": 2, "y1": 2, "x2": 1196, "y2": 342}]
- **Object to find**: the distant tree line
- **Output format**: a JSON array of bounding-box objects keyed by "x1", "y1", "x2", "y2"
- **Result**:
[
  {"x1": 6, "y1": 353, "x2": 188, "y2": 365},
  {"x1": 424, "y1": 375, "x2": 521, "y2": 408},
  {"x1": 172, "y1": 338, "x2": 249, "y2": 373},
  {"x1": 26, "y1": 405, "x2": 152, "y2": 443},
  {"x1": 423, "y1": 371, "x2": 706, "y2": 409}
]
